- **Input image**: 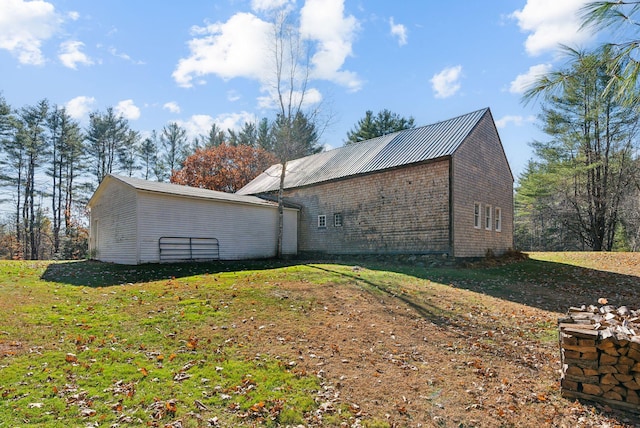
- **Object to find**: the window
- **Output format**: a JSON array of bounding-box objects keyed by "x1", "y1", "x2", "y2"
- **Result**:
[
  {"x1": 334, "y1": 213, "x2": 343, "y2": 227},
  {"x1": 474, "y1": 203, "x2": 481, "y2": 229},
  {"x1": 495, "y1": 207, "x2": 502, "y2": 232},
  {"x1": 485, "y1": 205, "x2": 492, "y2": 230},
  {"x1": 317, "y1": 215, "x2": 326, "y2": 228}
]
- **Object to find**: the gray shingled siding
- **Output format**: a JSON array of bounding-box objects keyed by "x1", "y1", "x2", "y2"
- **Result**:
[
  {"x1": 451, "y1": 114, "x2": 514, "y2": 257},
  {"x1": 236, "y1": 108, "x2": 514, "y2": 258},
  {"x1": 281, "y1": 160, "x2": 451, "y2": 255}
]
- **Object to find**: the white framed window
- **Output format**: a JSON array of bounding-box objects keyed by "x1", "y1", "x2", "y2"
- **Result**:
[
  {"x1": 334, "y1": 213, "x2": 343, "y2": 227},
  {"x1": 474, "y1": 202, "x2": 481, "y2": 229},
  {"x1": 485, "y1": 205, "x2": 492, "y2": 230},
  {"x1": 495, "y1": 207, "x2": 502, "y2": 232},
  {"x1": 318, "y1": 215, "x2": 326, "y2": 228}
]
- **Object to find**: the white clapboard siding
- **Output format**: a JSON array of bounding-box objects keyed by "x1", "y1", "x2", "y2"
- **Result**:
[
  {"x1": 88, "y1": 178, "x2": 138, "y2": 264},
  {"x1": 281, "y1": 208, "x2": 298, "y2": 256},
  {"x1": 137, "y1": 191, "x2": 297, "y2": 262},
  {"x1": 87, "y1": 174, "x2": 299, "y2": 264}
]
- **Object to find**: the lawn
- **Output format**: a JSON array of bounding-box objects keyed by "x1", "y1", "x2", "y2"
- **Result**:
[{"x1": 1, "y1": 253, "x2": 639, "y2": 427}]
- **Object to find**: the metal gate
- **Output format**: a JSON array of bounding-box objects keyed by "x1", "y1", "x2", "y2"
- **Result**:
[{"x1": 158, "y1": 237, "x2": 219, "y2": 262}]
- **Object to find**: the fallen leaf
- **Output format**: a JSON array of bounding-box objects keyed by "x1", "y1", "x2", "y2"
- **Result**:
[
  {"x1": 166, "y1": 400, "x2": 177, "y2": 414},
  {"x1": 80, "y1": 408, "x2": 96, "y2": 417}
]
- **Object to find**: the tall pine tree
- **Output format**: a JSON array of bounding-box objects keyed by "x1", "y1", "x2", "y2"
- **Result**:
[{"x1": 521, "y1": 47, "x2": 640, "y2": 251}]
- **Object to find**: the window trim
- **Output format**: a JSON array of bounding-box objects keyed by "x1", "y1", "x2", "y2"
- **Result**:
[
  {"x1": 334, "y1": 212, "x2": 343, "y2": 227},
  {"x1": 485, "y1": 205, "x2": 492, "y2": 230},
  {"x1": 474, "y1": 202, "x2": 481, "y2": 229},
  {"x1": 317, "y1": 214, "x2": 327, "y2": 228},
  {"x1": 495, "y1": 207, "x2": 502, "y2": 232}
]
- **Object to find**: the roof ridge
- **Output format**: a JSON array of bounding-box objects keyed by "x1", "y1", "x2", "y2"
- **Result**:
[{"x1": 321, "y1": 107, "x2": 490, "y2": 154}]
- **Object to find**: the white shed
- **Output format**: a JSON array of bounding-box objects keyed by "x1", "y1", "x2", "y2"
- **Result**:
[{"x1": 86, "y1": 174, "x2": 298, "y2": 264}]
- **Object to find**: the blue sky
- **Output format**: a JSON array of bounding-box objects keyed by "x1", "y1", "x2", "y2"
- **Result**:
[{"x1": 1, "y1": 0, "x2": 601, "y2": 181}]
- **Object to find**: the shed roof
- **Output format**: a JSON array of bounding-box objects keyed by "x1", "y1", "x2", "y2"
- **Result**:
[
  {"x1": 87, "y1": 174, "x2": 282, "y2": 209},
  {"x1": 237, "y1": 107, "x2": 490, "y2": 195}
]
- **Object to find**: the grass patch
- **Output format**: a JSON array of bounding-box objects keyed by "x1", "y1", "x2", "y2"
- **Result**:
[
  {"x1": 0, "y1": 261, "x2": 321, "y2": 427},
  {"x1": 1, "y1": 254, "x2": 639, "y2": 427}
]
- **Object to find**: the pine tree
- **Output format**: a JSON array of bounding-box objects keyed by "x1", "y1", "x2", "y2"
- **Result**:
[
  {"x1": 160, "y1": 122, "x2": 189, "y2": 173},
  {"x1": 346, "y1": 109, "x2": 415, "y2": 144},
  {"x1": 85, "y1": 107, "x2": 130, "y2": 185},
  {"x1": 521, "y1": 47, "x2": 640, "y2": 250}
]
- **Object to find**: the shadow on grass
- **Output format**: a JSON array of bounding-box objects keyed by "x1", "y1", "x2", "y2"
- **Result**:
[
  {"x1": 41, "y1": 256, "x2": 640, "y2": 314},
  {"x1": 40, "y1": 259, "x2": 297, "y2": 287},
  {"x1": 358, "y1": 257, "x2": 640, "y2": 314},
  {"x1": 307, "y1": 264, "x2": 459, "y2": 327}
]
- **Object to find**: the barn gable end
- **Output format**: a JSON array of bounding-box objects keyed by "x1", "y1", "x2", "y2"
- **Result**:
[
  {"x1": 450, "y1": 110, "x2": 514, "y2": 257},
  {"x1": 87, "y1": 176, "x2": 139, "y2": 264}
]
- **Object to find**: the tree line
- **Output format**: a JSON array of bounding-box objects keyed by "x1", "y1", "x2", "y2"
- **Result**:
[
  {"x1": 0, "y1": 96, "x2": 318, "y2": 260},
  {"x1": 0, "y1": 92, "x2": 413, "y2": 261},
  {"x1": 515, "y1": 2, "x2": 640, "y2": 252},
  {"x1": 5, "y1": 2, "x2": 640, "y2": 260}
]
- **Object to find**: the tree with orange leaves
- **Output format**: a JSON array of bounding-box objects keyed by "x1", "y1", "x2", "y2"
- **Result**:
[{"x1": 170, "y1": 143, "x2": 276, "y2": 193}]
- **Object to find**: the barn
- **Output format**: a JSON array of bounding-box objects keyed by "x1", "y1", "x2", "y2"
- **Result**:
[
  {"x1": 86, "y1": 174, "x2": 298, "y2": 264},
  {"x1": 237, "y1": 107, "x2": 513, "y2": 258}
]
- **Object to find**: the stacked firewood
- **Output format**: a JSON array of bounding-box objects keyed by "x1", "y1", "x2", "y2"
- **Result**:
[{"x1": 559, "y1": 303, "x2": 640, "y2": 413}]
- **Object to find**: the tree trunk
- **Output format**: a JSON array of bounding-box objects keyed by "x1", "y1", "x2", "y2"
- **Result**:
[
  {"x1": 28, "y1": 156, "x2": 38, "y2": 260},
  {"x1": 15, "y1": 161, "x2": 23, "y2": 259},
  {"x1": 65, "y1": 162, "x2": 74, "y2": 234},
  {"x1": 51, "y1": 147, "x2": 61, "y2": 255},
  {"x1": 276, "y1": 161, "x2": 287, "y2": 258}
]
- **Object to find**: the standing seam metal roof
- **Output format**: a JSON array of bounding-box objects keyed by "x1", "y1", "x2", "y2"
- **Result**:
[
  {"x1": 88, "y1": 174, "x2": 280, "y2": 209},
  {"x1": 237, "y1": 108, "x2": 490, "y2": 195}
]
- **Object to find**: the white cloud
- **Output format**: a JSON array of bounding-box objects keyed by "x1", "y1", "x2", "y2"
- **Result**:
[
  {"x1": 176, "y1": 114, "x2": 214, "y2": 139},
  {"x1": 172, "y1": 12, "x2": 272, "y2": 88},
  {"x1": 251, "y1": 0, "x2": 293, "y2": 12},
  {"x1": 115, "y1": 99, "x2": 141, "y2": 120},
  {"x1": 257, "y1": 87, "x2": 323, "y2": 109},
  {"x1": 163, "y1": 102, "x2": 181, "y2": 114},
  {"x1": 175, "y1": 111, "x2": 256, "y2": 140},
  {"x1": 430, "y1": 65, "x2": 463, "y2": 99},
  {"x1": 227, "y1": 90, "x2": 241, "y2": 102},
  {"x1": 67, "y1": 11, "x2": 79, "y2": 21},
  {"x1": 389, "y1": 17, "x2": 407, "y2": 46},
  {"x1": 214, "y1": 111, "x2": 257, "y2": 132},
  {"x1": 0, "y1": 0, "x2": 62, "y2": 65},
  {"x1": 495, "y1": 114, "x2": 536, "y2": 128},
  {"x1": 511, "y1": 0, "x2": 592, "y2": 56},
  {"x1": 173, "y1": 0, "x2": 362, "y2": 107},
  {"x1": 58, "y1": 40, "x2": 93, "y2": 69},
  {"x1": 300, "y1": 0, "x2": 362, "y2": 91},
  {"x1": 65, "y1": 95, "x2": 95, "y2": 120},
  {"x1": 510, "y1": 63, "x2": 553, "y2": 94},
  {"x1": 108, "y1": 46, "x2": 145, "y2": 65}
]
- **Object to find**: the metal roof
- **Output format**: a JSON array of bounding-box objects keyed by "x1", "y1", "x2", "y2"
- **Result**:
[
  {"x1": 237, "y1": 108, "x2": 490, "y2": 195},
  {"x1": 88, "y1": 174, "x2": 281, "y2": 209}
]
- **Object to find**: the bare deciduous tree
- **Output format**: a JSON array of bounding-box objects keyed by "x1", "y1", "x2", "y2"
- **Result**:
[{"x1": 267, "y1": 10, "x2": 324, "y2": 257}]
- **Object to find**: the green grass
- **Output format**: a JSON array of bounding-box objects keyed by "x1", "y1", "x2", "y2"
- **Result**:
[
  {"x1": 1, "y1": 254, "x2": 638, "y2": 426},
  {"x1": 0, "y1": 261, "x2": 323, "y2": 427}
]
